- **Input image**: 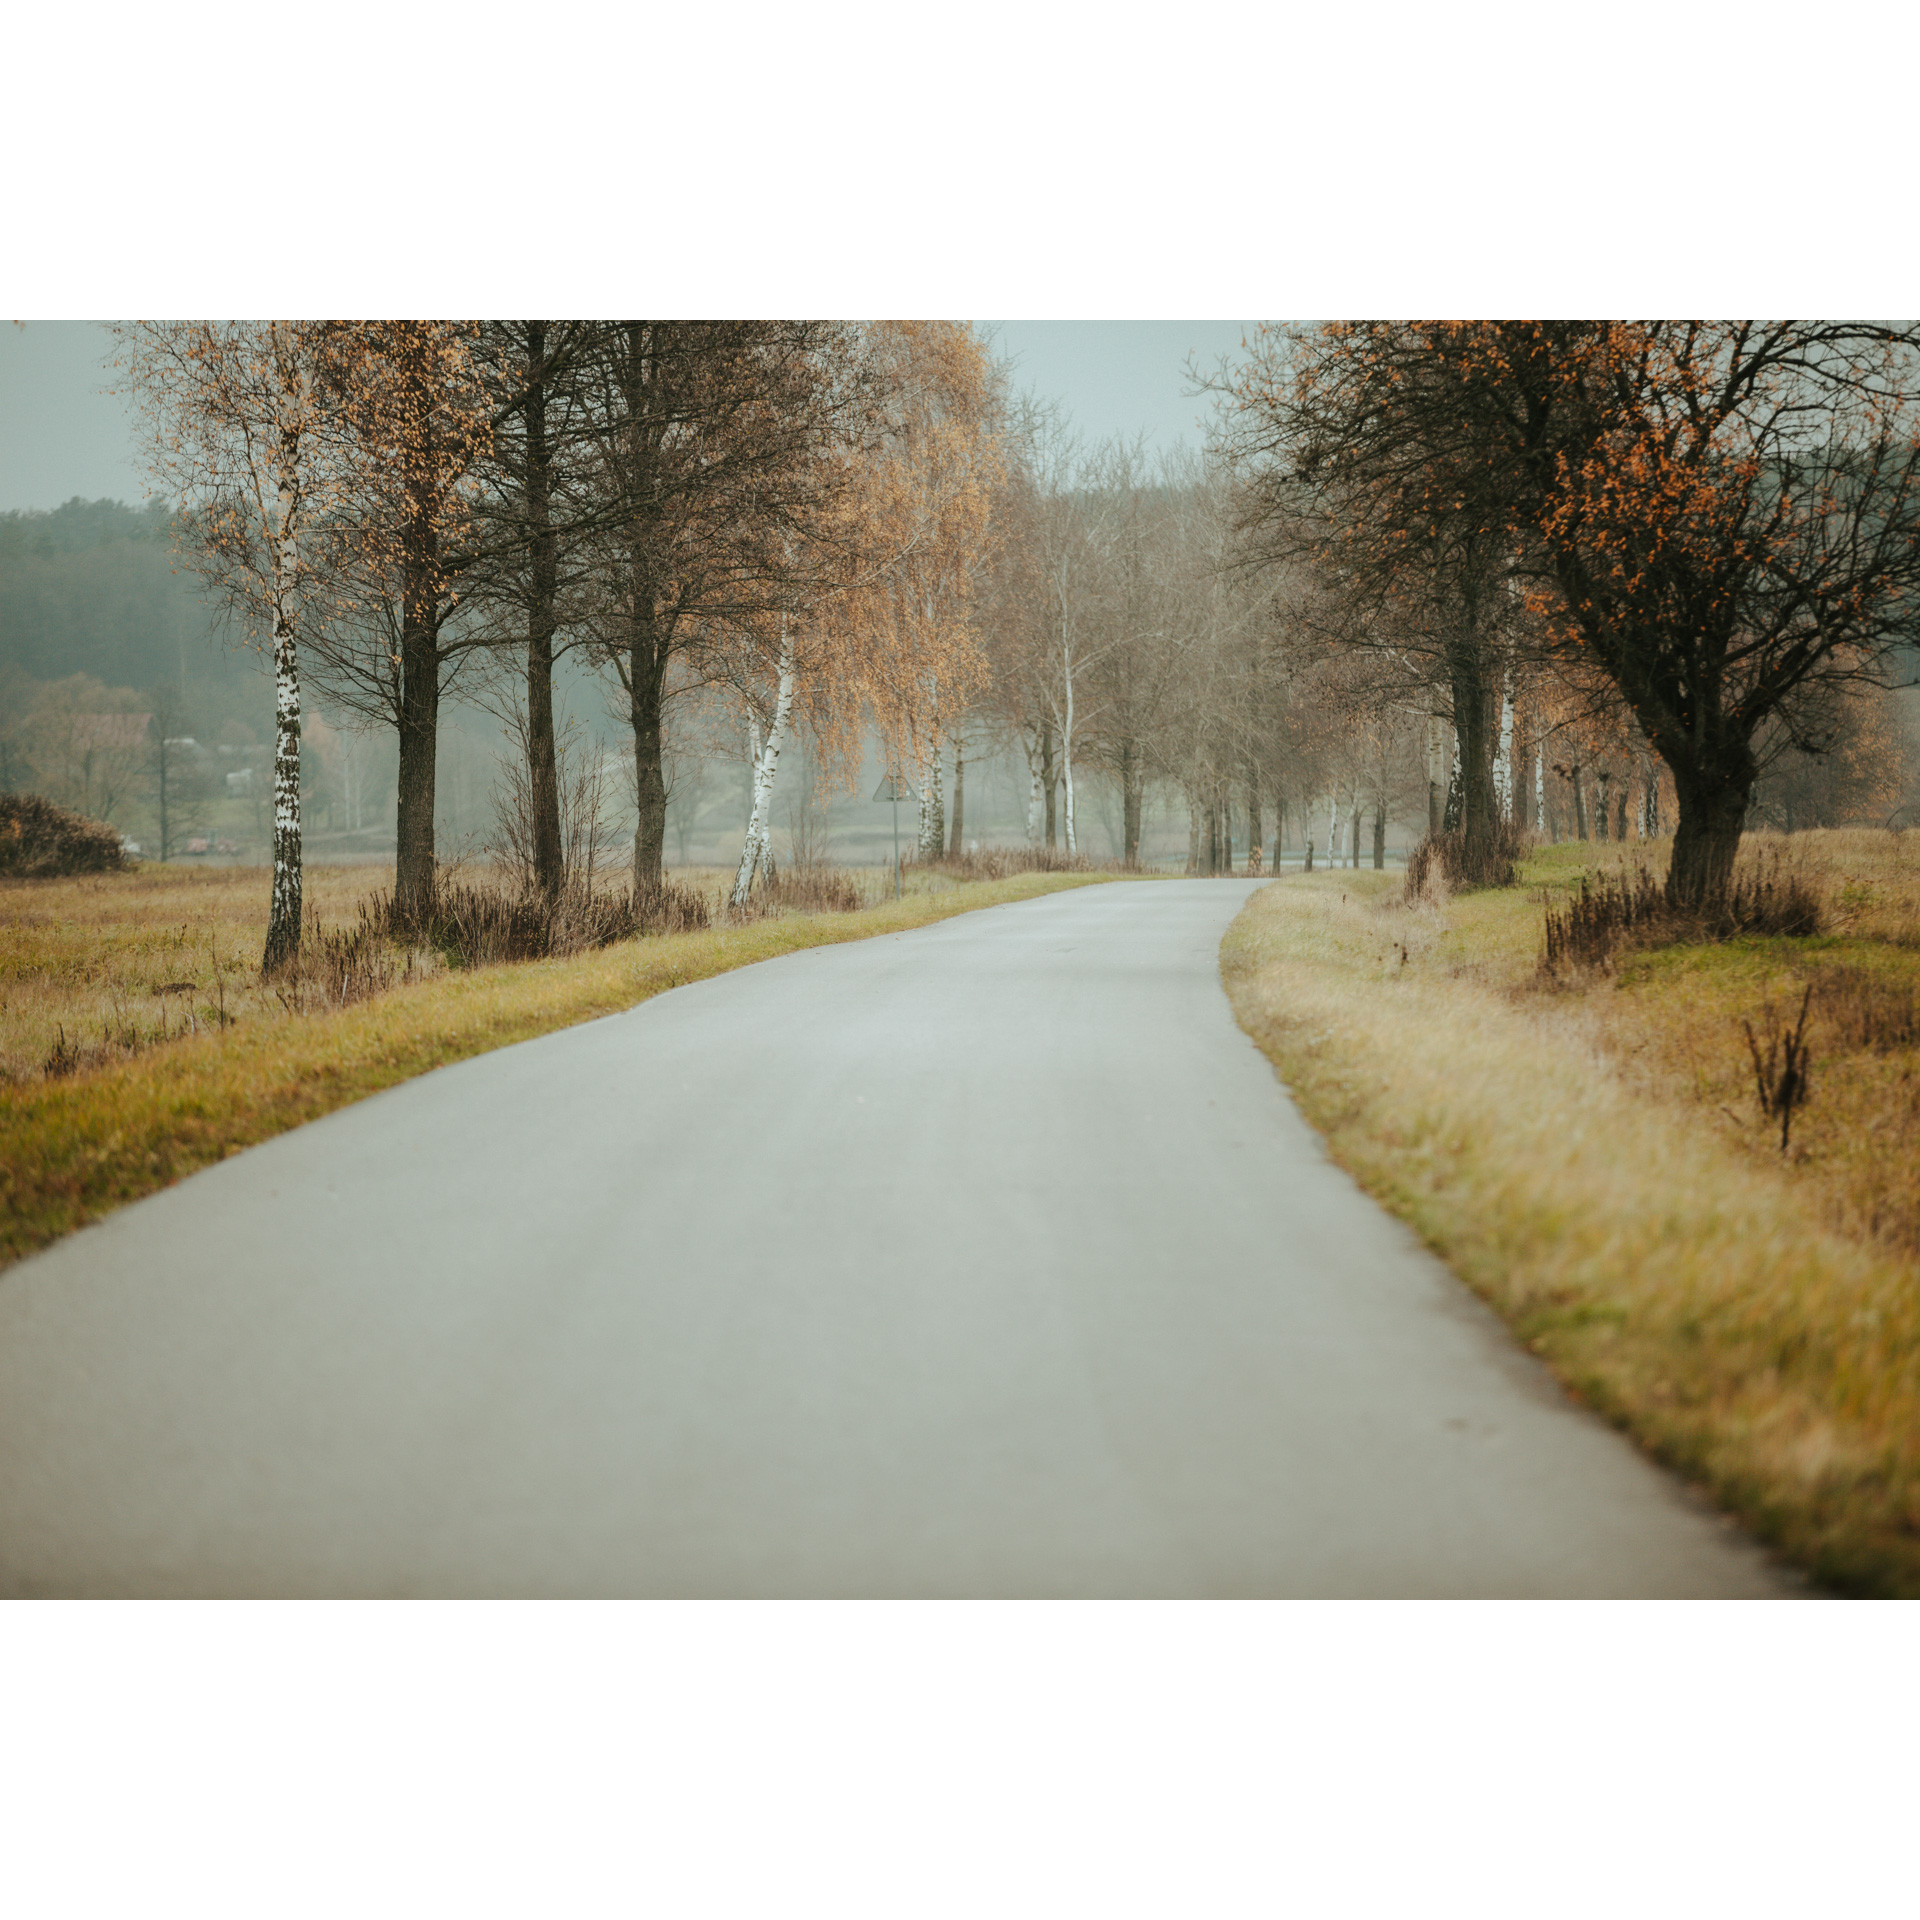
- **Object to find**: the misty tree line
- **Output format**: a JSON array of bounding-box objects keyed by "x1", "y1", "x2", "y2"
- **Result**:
[
  {"x1": 1208, "y1": 323, "x2": 1920, "y2": 909},
  {"x1": 112, "y1": 320, "x2": 1920, "y2": 973}
]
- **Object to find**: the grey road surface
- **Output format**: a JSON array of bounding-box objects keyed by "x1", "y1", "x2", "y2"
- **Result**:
[{"x1": 0, "y1": 881, "x2": 1791, "y2": 1596}]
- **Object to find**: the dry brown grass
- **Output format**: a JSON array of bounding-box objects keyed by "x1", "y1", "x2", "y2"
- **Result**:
[
  {"x1": 1223, "y1": 828, "x2": 1920, "y2": 1597},
  {"x1": 0, "y1": 863, "x2": 432, "y2": 1085}
]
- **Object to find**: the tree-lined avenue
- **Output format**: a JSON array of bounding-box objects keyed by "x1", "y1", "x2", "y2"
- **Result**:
[{"x1": 0, "y1": 882, "x2": 1790, "y2": 1596}]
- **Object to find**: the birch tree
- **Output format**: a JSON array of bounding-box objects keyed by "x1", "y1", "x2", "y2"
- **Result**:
[{"x1": 113, "y1": 321, "x2": 344, "y2": 972}]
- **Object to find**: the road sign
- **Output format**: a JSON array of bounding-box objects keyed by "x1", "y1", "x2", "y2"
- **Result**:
[{"x1": 872, "y1": 775, "x2": 915, "y2": 899}]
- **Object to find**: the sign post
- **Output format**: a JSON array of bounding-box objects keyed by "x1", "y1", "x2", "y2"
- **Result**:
[{"x1": 871, "y1": 774, "x2": 914, "y2": 901}]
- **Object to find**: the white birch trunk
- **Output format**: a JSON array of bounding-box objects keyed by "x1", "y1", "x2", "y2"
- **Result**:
[
  {"x1": 1326, "y1": 791, "x2": 1342, "y2": 869},
  {"x1": 1534, "y1": 744, "x2": 1546, "y2": 835},
  {"x1": 1493, "y1": 674, "x2": 1514, "y2": 820},
  {"x1": 729, "y1": 623, "x2": 796, "y2": 909},
  {"x1": 263, "y1": 359, "x2": 306, "y2": 972},
  {"x1": 1024, "y1": 735, "x2": 1043, "y2": 846},
  {"x1": 1061, "y1": 654, "x2": 1077, "y2": 855},
  {"x1": 1426, "y1": 708, "x2": 1443, "y2": 836}
]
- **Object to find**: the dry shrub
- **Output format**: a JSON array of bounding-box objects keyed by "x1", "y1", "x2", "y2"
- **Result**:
[
  {"x1": 631, "y1": 877, "x2": 713, "y2": 937},
  {"x1": 1542, "y1": 850, "x2": 1826, "y2": 973},
  {"x1": 1542, "y1": 866, "x2": 1669, "y2": 970},
  {"x1": 0, "y1": 793, "x2": 127, "y2": 877},
  {"x1": 753, "y1": 864, "x2": 864, "y2": 914},
  {"x1": 1403, "y1": 819, "x2": 1527, "y2": 900},
  {"x1": 385, "y1": 875, "x2": 712, "y2": 968},
  {"x1": 270, "y1": 899, "x2": 413, "y2": 1012}
]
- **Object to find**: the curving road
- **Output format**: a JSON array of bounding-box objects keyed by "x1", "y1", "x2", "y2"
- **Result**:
[{"x1": 0, "y1": 880, "x2": 1791, "y2": 1596}]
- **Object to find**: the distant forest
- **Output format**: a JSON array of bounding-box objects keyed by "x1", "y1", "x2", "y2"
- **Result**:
[{"x1": 0, "y1": 497, "x2": 268, "y2": 723}]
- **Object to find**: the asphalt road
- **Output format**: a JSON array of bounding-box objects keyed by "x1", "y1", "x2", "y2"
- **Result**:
[{"x1": 0, "y1": 880, "x2": 1791, "y2": 1596}]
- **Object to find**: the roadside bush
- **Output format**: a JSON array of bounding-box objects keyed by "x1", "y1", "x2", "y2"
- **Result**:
[
  {"x1": 269, "y1": 899, "x2": 415, "y2": 1010},
  {"x1": 754, "y1": 863, "x2": 864, "y2": 914},
  {"x1": 388, "y1": 876, "x2": 712, "y2": 968},
  {"x1": 1542, "y1": 852, "x2": 1826, "y2": 973},
  {"x1": 0, "y1": 793, "x2": 127, "y2": 877},
  {"x1": 1403, "y1": 819, "x2": 1526, "y2": 900}
]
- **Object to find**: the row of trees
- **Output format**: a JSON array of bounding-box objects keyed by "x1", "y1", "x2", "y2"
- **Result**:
[
  {"x1": 116, "y1": 321, "x2": 1004, "y2": 968},
  {"x1": 114, "y1": 320, "x2": 1920, "y2": 965},
  {"x1": 1212, "y1": 322, "x2": 1920, "y2": 909}
]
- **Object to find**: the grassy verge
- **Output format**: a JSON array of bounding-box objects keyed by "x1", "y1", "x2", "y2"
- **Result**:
[
  {"x1": 1, "y1": 867, "x2": 1121, "y2": 1272},
  {"x1": 1222, "y1": 836, "x2": 1920, "y2": 1598}
]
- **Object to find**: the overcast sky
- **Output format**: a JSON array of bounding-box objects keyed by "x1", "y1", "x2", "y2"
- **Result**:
[{"x1": 0, "y1": 320, "x2": 1260, "y2": 514}]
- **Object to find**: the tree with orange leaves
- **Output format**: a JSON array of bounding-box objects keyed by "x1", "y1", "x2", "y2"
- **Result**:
[
  {"x1": 716, "y1": 322, "x2": 1004, "y2": 901},
  {"x1": 1226, "y1": 321, "x2": 1920, "y2": 909},
  {"x1": 845, "y1": 321, "x2": 1004, "y2": 857},
  {"x1": 309, "y1": 321, "x2": 494, "y2": 923}
]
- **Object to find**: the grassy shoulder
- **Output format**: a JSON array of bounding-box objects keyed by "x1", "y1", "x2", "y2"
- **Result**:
[
  {"x1": 1, "y1": 866, "x2": 1121, "y2": 1272},
  {"x1": 1222, "y1": 837, "x2": 1920, "y2": 1598}
]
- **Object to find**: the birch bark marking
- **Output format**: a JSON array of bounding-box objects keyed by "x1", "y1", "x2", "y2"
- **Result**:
[
  {"x1": 263, "y1": 332, "x2": 309, "y2": 975},
  {"x1": 1493, "y1": 672, "x2": 1514, "y2": 821},
  {"x1": 729, "y1": 619, "x2": 797, "y2": 907},
  {"x1": 1425, "y1": 708, "x2": 1444, "y2": 837},
  {"x1": 1534, "y1": 744, "x2": 1546, "y2": 834}
]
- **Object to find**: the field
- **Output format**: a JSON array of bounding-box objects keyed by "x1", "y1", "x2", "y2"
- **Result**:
[
  {"x1": 0, "y1": 856, "x2": 1123, "y2": 1271},
  {"x1": 1223, "y1": 829, "x2": 1920, "y2": 1596}
]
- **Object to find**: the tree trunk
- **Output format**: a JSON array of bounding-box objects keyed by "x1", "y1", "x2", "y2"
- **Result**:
[
  {"x1": 1121, "y1": 737, "x2": 1142, "y2": 867},
  {"x1": 1245, "y1": 765, "x2": 1262, "y2": 874},
  {"x1": 1372, "y1": 804, "x2": 1385, "y2": 870},
  {"x1": 1060, "y1": 667, "x2": 1077, "y2": 855},
  {"x1": 1186, "y1": 793, "x2": 1200, "y2": 874},
  {"x1": 393, "y1": 518, "x2": 441, "y2": 929},
  {"x1": 1327, "y1": 790, "x2": 1342, "y2": 869},
  {"x1": 1041, "y1": 722, "x2": 1057, "y2": 848},
  {"x1": 523, "y1": 321, "x2": 563, "y2": 900},
  {"x1": 1595, "y1": 769, "x2": 1612, "y2": 842},
  {"x1": 263, "y1": 598, "x2": 302, "y2": 971},
  {"x1": 730, "y1": 623, "x2": 795, "y2": 907},
  {"x1": 1444, "y1": 617, "x2": 1499, "y2": 867},
  {"x1": 918, "y1": 732, "x2": 944, "y2": 857},
  {"x1": 1534, "y1": 745, "x2": 1546, "y2": 834},
  {"x1": 1667, "y1": 762, "x2": 1754, "y2": 912},
  {"x1": 947, "y1": 730, "x2": 965, "y2": 856},
  {"x1": 1426, "y1": 709, "x2": 1444, "y2": 837},
  {"x1": 1571, "y1": 761, "x2": 1588, "y2": 840},
  {"x1": 628, "y1": 588, "x2": 668, "y2": 892},
  {"x1": 1493, "y1": 672, "x2": 1514, "y2": 821}
]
